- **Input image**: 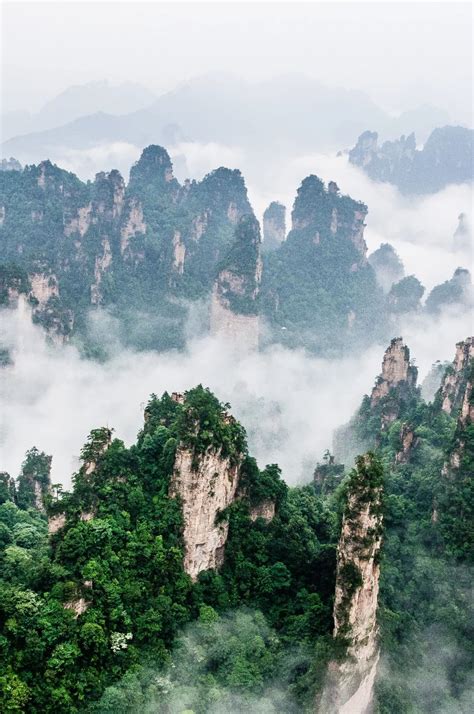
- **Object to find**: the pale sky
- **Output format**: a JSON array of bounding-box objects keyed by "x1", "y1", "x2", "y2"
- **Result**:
[{"x1": 1, "y1": 1, "x2": 473, "y2": 122}]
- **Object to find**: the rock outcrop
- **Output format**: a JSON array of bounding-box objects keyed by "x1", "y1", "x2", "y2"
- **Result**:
[
  {"x1": 439, "y1": 337, "x2": 474, "y2": 416},
  {"x1": 210, "y1": 214, "x2": 262, "y2": 351},
  {"x1": 334, "y1": 339, "x2": 418, "y2": 464},
  {"x1": 349, "y1": 126, "x2": 474, "y2": 194},
  {"x1": 169, "y1": 445, "x2": 242, "y2": 581},
  {"x1": 320, "y1": 453, "x2": 383, "y2": 714},
  {"x1": 29, "y1": 272, "x2": 59, "y2": 308},
  {"x1": 262, "y1": 201, "x2": 286, "y2": 252},
  {"x1": 370, "y1": 337, "x2": 418, "y2": 409}
]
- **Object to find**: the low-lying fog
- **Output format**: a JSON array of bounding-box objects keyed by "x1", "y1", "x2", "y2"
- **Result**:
[{"x1": 0, "y1": 297, "x2": 471, "y2": 488}]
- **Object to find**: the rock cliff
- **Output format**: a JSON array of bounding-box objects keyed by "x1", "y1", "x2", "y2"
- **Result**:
[
  {"x1": 370, "y1": 337, "x2": 418, "y2": 408},
  {"x1": 169, "y1": 444, "x2": 242, "y2": 581},
  {"x1": 334, "y1": 338, "x2": 418, "y2": 464},
  {"x1": 320, "y1": 453, "x2": 383, "y2": 714}
]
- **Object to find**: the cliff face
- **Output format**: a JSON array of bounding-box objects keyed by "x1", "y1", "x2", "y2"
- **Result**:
[
  {"x1": 210, "y1": 214, "x2": 262, "y2": 351},
  {"x1": 169, "y1": 445, "x2": 242, "y2": 581},
  {"x1": 349, "y1": 126, "x2": 474, "y2": 194},
  {"x1": 439, "y1": 337, "x2": 474, "y2": 416},
  {"x1": 321, "y1": 453, "x2": 383, "y2": 714}
]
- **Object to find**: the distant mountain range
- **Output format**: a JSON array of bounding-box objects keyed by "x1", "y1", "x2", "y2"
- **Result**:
[
  {"x1": 1, "y1": 80, "x2": 156, "y2": 142},
  {"x1": 2, "y1": 75, "x2": 452, "y2": 169}
]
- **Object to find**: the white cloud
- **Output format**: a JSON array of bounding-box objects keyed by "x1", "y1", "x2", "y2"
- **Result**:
[{"x1": 0, "y1": 298, "x2": 471, "y2": 489}]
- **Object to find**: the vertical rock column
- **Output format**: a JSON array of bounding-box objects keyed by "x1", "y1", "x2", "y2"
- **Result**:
[{"x1": 320, "y1": 453, "x2": 384, "y2": 714}]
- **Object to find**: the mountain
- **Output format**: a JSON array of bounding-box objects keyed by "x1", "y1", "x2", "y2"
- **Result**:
[
  {"x1": 260, "y1": 175, "x2": 386, "y2": 352},
  {"x1": 1, "y1": 146, "x2": 469, "y2": 361},
  {"x1": 0, "y1": 146, "x2": 393, "y2": 357},
  {"x1": 2, "y1": 75, "x2": 451, "y2": 171},
  {"x1": 0, "y1": 147, "x2": 253, "y2": 353},
  {"x1": 1, "y1": 81, "x2": 156, "y2": 143},
  {"x1": 0, "y1": 336, "x2": 472, "y2": 712},
  {"x1": 349, "y1": 126, "x2": 474, "y2": 194}
]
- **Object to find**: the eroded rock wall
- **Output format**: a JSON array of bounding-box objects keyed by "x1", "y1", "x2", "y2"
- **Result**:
[
  {"x1": 169, "y1": 445, "x2": 242, "y2": 581},
  {"x1": 320, "y1": 453, "x2": 383, "y2": 714}
]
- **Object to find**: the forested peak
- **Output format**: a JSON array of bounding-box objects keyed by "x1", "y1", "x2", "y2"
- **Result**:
[
  {"x1": 290, "y1": 173, "x2": 367, "y2": 233},
  {"x1": 193, "y1": 166, "x2": 252, "y2": 216},
  {"x1": 229, "y1": 213, "x2": 261, "y2": 251},
  {"x1": 0, "y1": 157, "x2": 22, "y2": 172},
  {"x1": 218, "y1": 213, "x2": 262, "y2": 283},
  {"x1": 128, "y1": 144, "x2": 177, "y2": 190},
  {"x1": 16, "y1": 446, "x2": 52, "y2": 513},
  {"x1": 369, "y1": 242, "x2": 403, "y2": 267},
  {"x1": 369, "y1": 242, "x2": 405, "y2": 293},
  {"x1": 142, "y1": 386, "x2": 247, "y2": 462},
  {"x1": 93, "y1": 168, "x2": 124, "y2": 188},
  {"x1": 22, "y1": 158, "x2": 83, "y2": 194},
  {"x1": 387, "y1": 275, "x2": 424, "y2": 313},
  {"x1": 92, "y1": 169, "x2": 125, "y2": 199},
  {"x1": 349, "y1": 125, "x2": 473, "y2": 193},
  {"x1": 425, "y1": 267, "x2": 472, "y2": 314},
  {"x1": 262, "y1": 201, "x2": 286, "y2": 252}
]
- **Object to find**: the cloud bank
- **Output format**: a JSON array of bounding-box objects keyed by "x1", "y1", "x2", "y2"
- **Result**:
[{"x1": 0, "y1": 296, "x2": 471, "y2": 488}]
